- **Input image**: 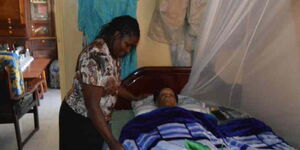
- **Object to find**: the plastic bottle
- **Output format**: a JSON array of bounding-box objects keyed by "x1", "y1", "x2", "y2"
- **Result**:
[{"x1": 25, "y1": 49, "x2": 30, "y2": 57}]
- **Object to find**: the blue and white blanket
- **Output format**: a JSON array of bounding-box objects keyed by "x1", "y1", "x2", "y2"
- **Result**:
[{"x1": 120, "y1": 107, "x2": 294, "y2": 150}]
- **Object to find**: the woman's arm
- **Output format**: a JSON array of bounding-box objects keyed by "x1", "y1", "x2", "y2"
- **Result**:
[
  {"x1": 117, "y1": 86, "x2": 148, "y2": 101},
  {"x1": 81, "y1": 83, "x2": 124, "y2": 150}
]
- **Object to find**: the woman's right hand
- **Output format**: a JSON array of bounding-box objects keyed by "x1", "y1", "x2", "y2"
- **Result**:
[
  {"x1": 109, "y1": 142, "x2": 125, "y2": 150},
  {"x1": 104, "y1": 77, "x2": 118, "y2": 96}
]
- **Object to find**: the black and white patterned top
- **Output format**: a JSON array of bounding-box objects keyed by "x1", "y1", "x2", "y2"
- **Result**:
[{"x1": 65, "y1": 39, "x2": 120, "y2": 121}]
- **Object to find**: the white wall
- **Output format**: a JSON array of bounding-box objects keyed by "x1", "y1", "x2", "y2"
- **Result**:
[
  {"x1": 136, "y1": 0, "x2": 171, "y2": 67},
  {"x1": 292, "y1": 0, "x2": 300, "y2": 44},
  {"x1": 55, "y1": 0, "x2": 83, "y2": 98}
]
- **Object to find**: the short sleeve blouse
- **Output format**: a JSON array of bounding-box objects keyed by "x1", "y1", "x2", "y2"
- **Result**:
[{"x1": 65, "y1": 39, "x2": 120, "y2": 121}]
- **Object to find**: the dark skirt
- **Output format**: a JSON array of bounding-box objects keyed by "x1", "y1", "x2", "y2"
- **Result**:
[{"x1": 59, "y1": 101, "x2": 104, "y2": 150}]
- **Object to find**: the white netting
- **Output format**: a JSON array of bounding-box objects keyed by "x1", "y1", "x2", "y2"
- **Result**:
[{"x1": 180, "y1": 0, "x2": 300, "y2": 147}]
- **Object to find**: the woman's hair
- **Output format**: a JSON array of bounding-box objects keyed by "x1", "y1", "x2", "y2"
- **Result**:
[
  {"x1": 153, "y1": 87, "x2": 178, "y2": 103},
  {"x1": 98, "y1": 15, "x2": 140, "y2": 40}
]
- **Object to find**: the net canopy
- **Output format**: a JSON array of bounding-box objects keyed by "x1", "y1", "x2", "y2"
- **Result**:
[{"x1": 181, "y1": 0, "x2": 300, "y2": 147}]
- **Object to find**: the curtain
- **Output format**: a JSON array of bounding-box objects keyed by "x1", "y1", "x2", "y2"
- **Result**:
[
  {"x1": 181, "y1": 0, "x2": 300, "y2": 147},
  {"x1": 77, "y1": 0, "x2": 138, "y2": 79}
]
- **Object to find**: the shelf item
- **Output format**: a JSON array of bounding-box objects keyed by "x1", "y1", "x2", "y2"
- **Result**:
[
  {"x1": 30, "y1": 0, "x2": 48, "y2": 21},
  {"x1": 20, "y1": 56, "x2": 34, "y2": 72},
  {"x1": 31, "y1": 0, "x2": 47, "y2": 4}
]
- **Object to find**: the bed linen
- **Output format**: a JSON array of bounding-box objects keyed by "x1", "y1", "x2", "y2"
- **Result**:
[{"x1": 120, "y1": 107, "x2": 294, "y2": 150}]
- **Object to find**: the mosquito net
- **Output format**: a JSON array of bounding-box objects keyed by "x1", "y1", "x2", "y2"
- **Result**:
[{"x1": 181, "y1": 0, "x2": 300, "y2": 147}]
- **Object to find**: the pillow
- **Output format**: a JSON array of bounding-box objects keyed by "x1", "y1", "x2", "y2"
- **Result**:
[
  {"x1": 177, "y1": 95, "x2": 209, "y2": 114},
  {"x1": 131, "y1": 95, "x2": 209, "y2": 116},
  {"x1": 131, "y1": 95, "x2": 157, "y2": 116}
]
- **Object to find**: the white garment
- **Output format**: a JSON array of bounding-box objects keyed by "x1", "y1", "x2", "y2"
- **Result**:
[
  {"x1": 170, "y1": 44, "x2": 192, "y2": 66},
  {"x1": 148, "y1": 0, "x2": 207, "y2": 66},
  {"x1": 148, "y1": 0, "x2": 189, "y2": 44},
  {"x1": 185, "y1": 0, "x2": 207, "y2": 52}
]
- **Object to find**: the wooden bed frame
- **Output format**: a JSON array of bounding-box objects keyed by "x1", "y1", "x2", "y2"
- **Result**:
[{"x1": 115, "y1": 66, "x2": 191, "y2": 110}]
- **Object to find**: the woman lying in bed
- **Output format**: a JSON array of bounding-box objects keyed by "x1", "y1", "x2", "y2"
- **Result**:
[
  {"x1": 154, "y1": 87, "x2": 178, "y2": 107},
  {"x1": 119, "y1": 88, "x2": 295, "y2": 150}
]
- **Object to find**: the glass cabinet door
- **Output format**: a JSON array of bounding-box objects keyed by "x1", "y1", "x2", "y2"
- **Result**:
[
  {"x1": 30, "y1": 0, "x2": 48, "y2": 21},
  {"x1": 31, "y1": 23, "x2": 50, "y2": 36},
  {"x1": 29, "y1": 0, "x2": 51, "y2": 37}
]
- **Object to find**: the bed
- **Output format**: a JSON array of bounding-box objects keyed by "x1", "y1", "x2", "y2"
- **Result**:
[
  {"x1": 115, "y1": 66, "x2": 191, "y2": 110},
  {"x1": 112, "y1": 67, "x2": 294, "y2": 150}
]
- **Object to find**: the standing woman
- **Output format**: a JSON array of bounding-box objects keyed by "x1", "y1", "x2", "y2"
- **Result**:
[{"x1": 59, "y1": 16, "x2": 142, "y2": 150}]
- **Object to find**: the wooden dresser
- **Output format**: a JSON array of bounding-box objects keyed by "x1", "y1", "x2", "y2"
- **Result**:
[{"x1": 0, "y1": 0, "x2": 57, "y2": 59}]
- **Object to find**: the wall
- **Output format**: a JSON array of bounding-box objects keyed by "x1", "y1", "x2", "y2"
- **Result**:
[
  {"x1": 292, "y1": 0, "x2": 300, "y2": 44},
  {"x1": 55, "y1": 0, "x2": 83, "y2": 98},
  {"x1": 55, "y1": 0, "x2": 171, "y2": 98},
  {"x1": 136, "y1": 0, "x2": 171, "y2": 67}
]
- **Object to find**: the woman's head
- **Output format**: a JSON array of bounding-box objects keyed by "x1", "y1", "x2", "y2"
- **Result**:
[
  {"x1": 98, "y1": 15, "x2": 140, "y2": 58},
  {"x1": 154, "y1": 87, "x2": 178, "y2": 107}
]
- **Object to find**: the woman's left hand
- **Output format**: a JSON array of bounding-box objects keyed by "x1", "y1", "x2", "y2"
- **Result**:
[
  {"x1": 117, "y1": 86, "x2": 150, "y2": 101},
  {"x1": 132, "y1": 94, "x2": 150, "y2": 101}
]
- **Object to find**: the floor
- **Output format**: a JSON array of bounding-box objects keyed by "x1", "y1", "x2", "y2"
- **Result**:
[{"x1": 0, "y1": 89, "x2": 61, "y2": 150}]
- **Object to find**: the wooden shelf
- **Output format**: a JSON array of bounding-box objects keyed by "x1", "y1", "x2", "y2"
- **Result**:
[
  {"x1": 30, "y1": 0, "x2": 47, "y2": 4},
  {"x1": 31, "y1": 2, "x2": 47, "y2": 4},
  {"x1": 29, "y1": 37, "x2": 56, "y2": 40},
  {"x1": 30, "y1": 20, "x2": 51, "y2": 24},
  {"x1": 0, "y1": 36, "x2": 26, "y2": 39}
]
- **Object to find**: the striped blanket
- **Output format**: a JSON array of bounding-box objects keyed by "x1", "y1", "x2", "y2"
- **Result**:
[{"x1": 120, "y1": 107, "x2": 294, "y2": 150}]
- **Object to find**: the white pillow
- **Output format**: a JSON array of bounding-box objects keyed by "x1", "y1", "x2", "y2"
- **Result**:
[
  {"x1": 131, "y1": 95, "x2": 157, "y2": 116},
  {"x1": 131, "y1": 95, "x2": 209, "y2": 116},
  {"x1": 177, "y1": 95, "x2": 209, "y2": 114}
]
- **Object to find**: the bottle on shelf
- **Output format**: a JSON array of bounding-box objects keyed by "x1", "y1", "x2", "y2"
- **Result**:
[{"x1": 25, "y1": 48, "x2": 31, "y2": 57}]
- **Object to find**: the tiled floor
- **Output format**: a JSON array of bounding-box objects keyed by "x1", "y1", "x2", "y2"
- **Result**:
[{"x1": 0, "y1": 89, "x2": 61, "y2": 150}]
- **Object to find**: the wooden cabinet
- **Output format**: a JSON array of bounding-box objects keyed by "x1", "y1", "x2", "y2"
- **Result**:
[
  {"x1": 27, "y1": 0, "x2": 55, "y2": 37},
  {"x1": 0, "y1": 0, "x2": 57, "y2": 59},
  {"x1": 0, "y1": 0, "x2": 27, "y2": 50},
  {"x1": 0, "y1": 0, "x2": 26, "y2": 37},
  {"x1": 26, "y1": 0, "x2": 57, "y2": 59},
  {"x1": 28, "y1": 38, "x2": 57, "y2": 58}
]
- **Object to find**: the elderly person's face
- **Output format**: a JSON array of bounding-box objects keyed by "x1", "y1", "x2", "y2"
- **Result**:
[
  {"x1": 111, "y1": 32, "x2": 139, "y2": 58},
  {"x1": 157, "y1": 88, "x2": 177, "y2": 107}
]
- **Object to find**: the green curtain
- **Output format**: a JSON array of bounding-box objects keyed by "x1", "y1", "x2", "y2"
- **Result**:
[{"x1": 78, "y1": 0, "x2": 138, "y2": 79}]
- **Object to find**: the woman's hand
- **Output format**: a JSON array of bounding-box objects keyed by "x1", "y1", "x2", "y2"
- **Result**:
[
  {"x1": 82, "y1": 84, "x2": 120, "y2": 150},
  {"x1": 104, "y1": 77, "x2": 119, "y2": 96},
  {"x1": 117, "y1": 86, "x2": 150, "y2": 101},
  {"x1": 132, "y1": 94, "x2": 150, "y2": 101}
]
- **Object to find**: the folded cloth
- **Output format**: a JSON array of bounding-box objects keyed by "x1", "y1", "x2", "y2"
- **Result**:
[
  {"x1": 184, "y1": 140, "x2": 211, "y2": 150},
  {"x1": 0, "y1": 51, "x2": 24, "y2": 96}
]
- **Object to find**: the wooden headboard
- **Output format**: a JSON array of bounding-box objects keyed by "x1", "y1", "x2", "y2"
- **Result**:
[{"x1": 115, "y1": 66, "x2": 191, "y2": 110}]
